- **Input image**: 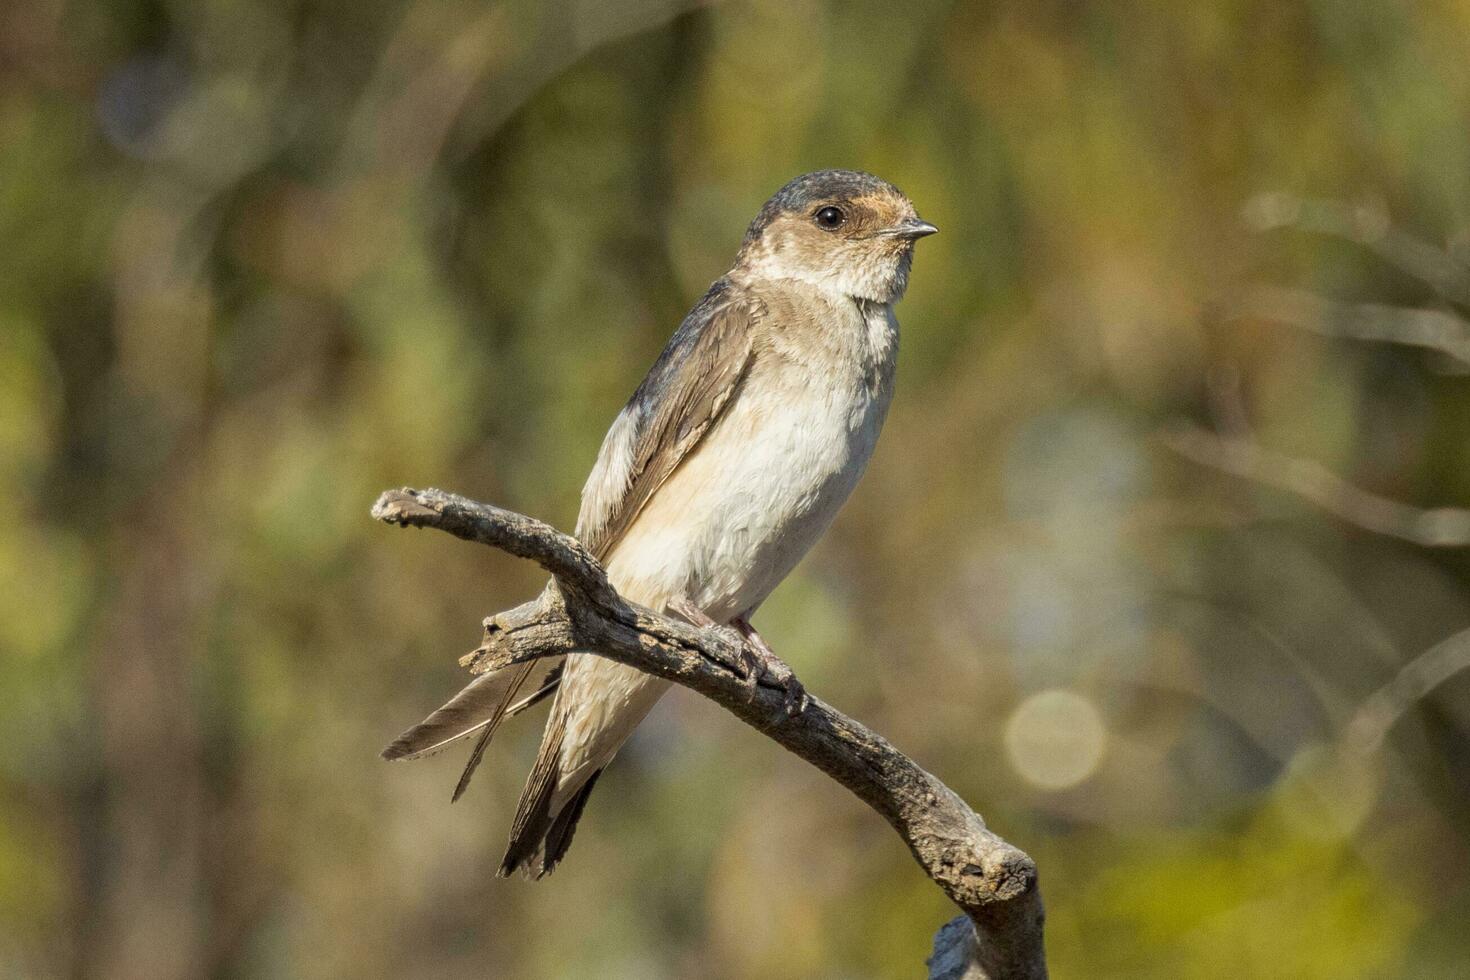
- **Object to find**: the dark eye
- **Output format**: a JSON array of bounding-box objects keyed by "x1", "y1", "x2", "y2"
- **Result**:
[{"x1": 814, "y1": 205, "x2": 846, "y2": 230}]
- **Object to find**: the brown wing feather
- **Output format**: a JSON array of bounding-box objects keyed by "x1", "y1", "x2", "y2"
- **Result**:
[
  {"x1": 382, "y1": 665, "x2": 532, "y2": 761},
  {"x1": 576, "y1": 281, "x2": 759, "y2": 560},
  {"x1": 505, "y1": 661, "x2": 563, "y2": 717},
  {"x1": 382, "y1": 658, "x2": 560, "y2": 784}
]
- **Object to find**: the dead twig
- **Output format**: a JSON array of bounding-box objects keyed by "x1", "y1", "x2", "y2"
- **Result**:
[
  {"x1": 1160, "y1": 424, "x2": 1470, "y2": 548},
  {"x1": 1344, "y1": 627, "x2": 1470, "y2": 757},
  {"x1": 1226, "y1": 284, "x2": 1470, "y2": 371},
  {"x1": 1243, "y1": 193, "x2": 1470, "y2": 307}
]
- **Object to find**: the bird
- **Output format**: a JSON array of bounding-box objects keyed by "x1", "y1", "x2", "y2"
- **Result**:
[{"x1": 383, "y1": 170, "x2": 937, "y2": 878}]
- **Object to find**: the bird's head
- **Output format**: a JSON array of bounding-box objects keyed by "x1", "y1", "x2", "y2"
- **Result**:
[{"x1": 735, "y1": 170, "x2": 937, "y2": 304}]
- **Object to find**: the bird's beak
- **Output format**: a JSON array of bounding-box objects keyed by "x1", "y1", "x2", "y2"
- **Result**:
[{"x1": 879, "y1": 217, "x2": 939, "y2": 240}]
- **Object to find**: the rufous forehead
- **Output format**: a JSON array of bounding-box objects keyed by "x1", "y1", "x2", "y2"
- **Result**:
[{"x1": 849, "y1": 191, "x2": 913, "y2": 223}]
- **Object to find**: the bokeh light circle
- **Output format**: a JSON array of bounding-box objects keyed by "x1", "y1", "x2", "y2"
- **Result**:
[{"x1": 1003, "y1": 688, "x2": 1108, "y2": 790}]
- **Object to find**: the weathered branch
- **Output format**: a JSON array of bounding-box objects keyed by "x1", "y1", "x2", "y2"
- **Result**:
[
  {"x1": 372, "y1": 487, "x2": 1046, "y2": 979},
  {"x1": 1343, "y1": 626, "x2": 1470, "y2": 758},
  {"x1": 1226, "y1": 284, "x2": 1470, "y2": 371},
  {"x1": 1243, "y1": 192, "x2": 1470, "y2": 307},
  {"x1": 1161, "y1": 424, "x2": 1470, "y2": 548}
]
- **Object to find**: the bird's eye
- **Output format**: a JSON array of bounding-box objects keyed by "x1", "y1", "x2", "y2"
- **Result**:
[{"x1": 814, "y1": 205, "x2": 846, "y2": 230}]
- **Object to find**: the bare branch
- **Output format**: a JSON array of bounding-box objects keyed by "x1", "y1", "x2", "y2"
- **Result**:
[
  {"x1": 1160, "y1": 425, "x2": 1470, "y2": 548},
  {"x1": 1244, "y1": 193, "x2": 1470, "y2": 307},
  {"x1": 372, "y1": 487, "x2": 1047, "y2": 980},
  {"x1": 1226, "y1": 284, "x2": 1470, "y2": 370},
  {"x1": 1343, "y1": 627, "x2": 1470, "y2": 757}
]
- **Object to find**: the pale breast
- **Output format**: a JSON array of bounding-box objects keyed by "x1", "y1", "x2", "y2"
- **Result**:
[{"x1": 605, "y1": 293, "x2": 897, "y2": 619}]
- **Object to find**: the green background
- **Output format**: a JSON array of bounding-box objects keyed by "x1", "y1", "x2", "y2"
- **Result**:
[{"x1": 4, "y1": 0, "x2": 1470, "y2": 976}]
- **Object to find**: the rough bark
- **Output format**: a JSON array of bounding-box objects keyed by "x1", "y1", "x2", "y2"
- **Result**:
[{"x1": 373, "y1": 487, "x2": 1047, "y2": 979}]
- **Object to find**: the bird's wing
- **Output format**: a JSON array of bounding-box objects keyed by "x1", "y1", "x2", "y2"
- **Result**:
[
  {"x1": 381, "y1": 661, "x2": 551, "y2": 763},
  {"x1": 575, "y1": 278, "x2": 758, "y2": 560}
]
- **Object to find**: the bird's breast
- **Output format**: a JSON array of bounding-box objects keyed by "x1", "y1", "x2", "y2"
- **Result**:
[{"x1": 605, "y1": 298, "x2": 897, "y2": 618}]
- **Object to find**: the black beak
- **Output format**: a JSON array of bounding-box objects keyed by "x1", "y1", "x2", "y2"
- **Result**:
[{"x1": 880, "y1": 217, "x2": 939, "y2": 240}]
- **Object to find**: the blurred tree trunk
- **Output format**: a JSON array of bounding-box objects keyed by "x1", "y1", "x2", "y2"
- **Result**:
[{"x1": 84, "y1": 506, "x2": 212, "y2": 980}]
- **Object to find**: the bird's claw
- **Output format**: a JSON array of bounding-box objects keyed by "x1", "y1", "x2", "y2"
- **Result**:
[
  {"x1": 736, "y1": 637, "x2": 808, "y2": 718},
  {"x1": 674, "y1": 602, "x2": 808, "y2": 718}
]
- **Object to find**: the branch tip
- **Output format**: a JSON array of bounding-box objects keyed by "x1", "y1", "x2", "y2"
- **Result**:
[{"x1": 371, "y1": 488, "x2": 440, "y2": 526}]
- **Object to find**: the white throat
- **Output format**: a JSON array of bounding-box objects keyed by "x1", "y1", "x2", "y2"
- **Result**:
[{"x1": 740, "y1": 239, "x2": 911, "y2": 304}]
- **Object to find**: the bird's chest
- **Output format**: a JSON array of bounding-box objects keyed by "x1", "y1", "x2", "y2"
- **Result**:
[
  {"x1": 743, "y1": 299, "x2": 896, "y2": 495},
  {"x1": 686, "y1": 300, "x2": 898, "y2": 611},
  {"x1": 604, "y1": 298, "x2": 898, "y2": 615}
]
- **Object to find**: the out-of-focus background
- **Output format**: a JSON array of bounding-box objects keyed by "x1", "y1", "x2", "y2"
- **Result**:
[{"x1": 5, "y1": 0, "x2": 1470, "y2": 976}]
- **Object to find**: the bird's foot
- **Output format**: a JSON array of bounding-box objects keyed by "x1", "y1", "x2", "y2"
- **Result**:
[
  {"x1": 669, "y1": 596, "x2": 746, "y2": 673},
  {"x1": 733, "y1": 617, "x2": 808, "y2": 718},
  {"x1": 670, "y1": 595, "x2": 720, "y2": 630},
  {"x1": 669, "y1": 599, "x2": 806, "y2": 718}
]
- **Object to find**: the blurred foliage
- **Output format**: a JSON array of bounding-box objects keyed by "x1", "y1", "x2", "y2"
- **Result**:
[{"x1": 3, "y1": 0, "x2": 1470, "y2": 976}]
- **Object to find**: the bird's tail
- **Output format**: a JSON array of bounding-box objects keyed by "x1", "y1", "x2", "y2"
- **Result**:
[
  {"x1": 498, "y1": 656, "x2": 669, "y2": 878},
  {"x1": 495, "y1": 705, "x2": 599, "y2": 879}
]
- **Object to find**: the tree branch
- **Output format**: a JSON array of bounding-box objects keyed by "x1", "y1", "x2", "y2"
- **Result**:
[
  {"x1": 1226, "y1": 284, "x2": 1470, "y2": 371},
  {"x1": 1161, "y1": 424, "x2": 1470, "y2": 548},
  {"x1": 1243, "y1": 193, "x2": 1470, "y2": 307},
  {"x1": 372, "y1": 487, "x2": 1046, "y2": 979},
  {"x1": 1343, "y1": 626, "x2": 1470, "y2": 758}
]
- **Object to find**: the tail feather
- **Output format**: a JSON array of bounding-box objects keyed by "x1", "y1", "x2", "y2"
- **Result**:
[
  {"x1": 450, "y1": 661, "x2": 566, "y2": 802},
  {"x1": 498, "y1": 708, "x2": 568, "y2": 878},
  {"x1": 541, "y1": 768, "x2": 602, "y2": 874},
  {"x1": 498, "y1": 656, "x2": 671, "y2": 878}
]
